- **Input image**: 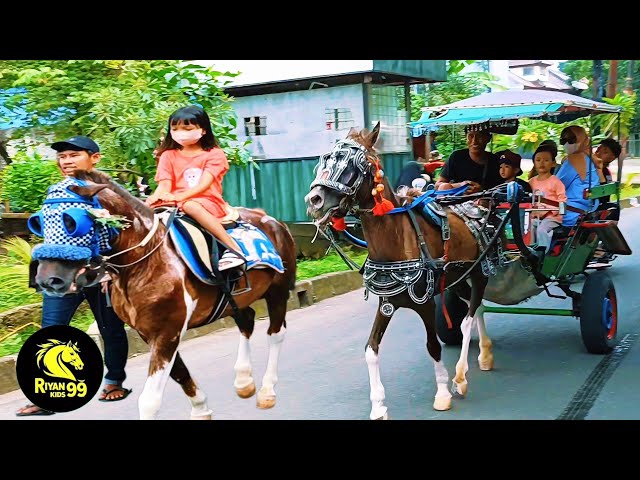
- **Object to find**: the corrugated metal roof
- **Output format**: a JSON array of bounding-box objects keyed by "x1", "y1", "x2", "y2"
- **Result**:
[{"x1": 195, "y1": 60, "x2": 446, "y2": 88}]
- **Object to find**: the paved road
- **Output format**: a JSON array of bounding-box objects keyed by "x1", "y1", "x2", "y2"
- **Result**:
[{"x1": 2, "y1": 206, "x2": 640, "y2": 420}]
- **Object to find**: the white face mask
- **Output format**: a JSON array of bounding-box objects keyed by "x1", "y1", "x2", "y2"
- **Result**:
[
  {"x1": 170, "y1": 129, "x2": 203, "y2": 146},
  {"x1": 564, "y1": 143, "x2": 579, "y2": 155}
]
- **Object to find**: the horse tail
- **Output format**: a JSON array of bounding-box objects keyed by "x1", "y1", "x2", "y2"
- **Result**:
[
  {"x1": 279, "y1": 221, "x2": 297, "y2": 291},
  {"x1": 270, "y1": 219, "x2": 297, "y2": 291}
]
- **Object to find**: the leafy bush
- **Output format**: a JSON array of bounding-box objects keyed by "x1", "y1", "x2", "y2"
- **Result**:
[
  {"x1": 0, "y1": 236, "x2": 41, "y2": 313},
  {"x1": 0, "y1": 151, "x2": 62, "y2": 212}
]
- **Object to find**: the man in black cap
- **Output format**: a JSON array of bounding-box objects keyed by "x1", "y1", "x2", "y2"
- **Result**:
[
  {"x1": 435, "y1": 127, "x2": 502, "y2": 193},
  {"x1": 17, "y1": 136, "x2": 132, "y2": 416}
]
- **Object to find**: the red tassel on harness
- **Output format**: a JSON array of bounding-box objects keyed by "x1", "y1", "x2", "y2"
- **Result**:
[
  {"x1": 372, "y1": 196, "x2": 394, "y2": 216},
  {"x1": 331, "y1": 217, "x2": 347, "y2": 231}
]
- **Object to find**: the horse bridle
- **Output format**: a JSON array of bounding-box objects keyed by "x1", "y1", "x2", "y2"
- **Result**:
[{"x1": 310, "y1": 139, "x2": 376, "y2": 203}]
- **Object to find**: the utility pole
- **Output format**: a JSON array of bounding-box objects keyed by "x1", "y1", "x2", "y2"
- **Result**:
[
  {"x1": 624, "y1": 60, "x2": 635, "y2": 95},
  {"x1": 593, "y1": 60, "x2": 604, "y2": 101},
  {"x1": 607, "y1": 60, "x2": 618, "y2": 98}
]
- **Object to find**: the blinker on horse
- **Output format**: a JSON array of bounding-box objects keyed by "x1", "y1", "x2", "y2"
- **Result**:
[
  {"x1": 305, "y1": 123, "x2": 508, "y2": 419},
  {"x1": 30, "y1": 170, "x2": 297, "y2": 420}
]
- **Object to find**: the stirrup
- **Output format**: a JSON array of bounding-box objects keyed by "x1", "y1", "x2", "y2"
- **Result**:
[{"x1": 219, "y1": 250, "x2": 246, "y2": 271}]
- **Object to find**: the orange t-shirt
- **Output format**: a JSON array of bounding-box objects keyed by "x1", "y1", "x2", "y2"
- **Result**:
[
  {"x1": 529, "y1": 174, "x2": 568, "y2": 223},
  {"x1": 155, "y1": 148, "x2": 230, "y2": 219}
]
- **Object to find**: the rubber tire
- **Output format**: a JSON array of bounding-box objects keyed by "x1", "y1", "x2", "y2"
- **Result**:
[
  {"x1": 579, "y1": 271, "x2": 618, "y2": 354},
  {"x1": 435, "y1": 290, "x2": 467, "y2": 345}
]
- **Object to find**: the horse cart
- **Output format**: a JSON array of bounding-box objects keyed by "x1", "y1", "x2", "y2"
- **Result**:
[{"x1": 408, "y1": 89, "x2": 632, "y2": 355}]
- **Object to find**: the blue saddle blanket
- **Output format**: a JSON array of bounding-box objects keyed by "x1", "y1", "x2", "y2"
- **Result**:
[{"x1": 228, "y1": 222, "x2": 285, "y2": 273}]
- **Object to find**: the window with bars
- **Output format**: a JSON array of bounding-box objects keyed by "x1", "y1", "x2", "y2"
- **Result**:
[
  {"x1": 368, "y1": 84, "x2": 410, "y2": 153},
  {"x1": 244, "y1": 116, "x2": 267, "y2": 136},
  {"x1": 324, "y1": 108, "x2": 354, "y2": 130}
]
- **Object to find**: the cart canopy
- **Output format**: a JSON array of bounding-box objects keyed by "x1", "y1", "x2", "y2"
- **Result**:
[{"x1": 409, "y1": 90, "x2": 622, "y2": 137}]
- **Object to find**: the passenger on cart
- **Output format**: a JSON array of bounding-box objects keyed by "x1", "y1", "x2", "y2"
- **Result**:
[{"x1": 528, "y1": 144, "x2": 568, "y2": 253}]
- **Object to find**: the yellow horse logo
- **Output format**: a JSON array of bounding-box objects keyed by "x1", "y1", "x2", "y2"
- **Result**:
[{"x1": 36, "y1": 339, "x2": 85, "y2": 381}]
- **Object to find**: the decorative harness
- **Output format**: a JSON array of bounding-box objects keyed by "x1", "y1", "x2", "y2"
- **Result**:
[{"x1": 311, "y1": 140, "x2": 521, "y2": 319}]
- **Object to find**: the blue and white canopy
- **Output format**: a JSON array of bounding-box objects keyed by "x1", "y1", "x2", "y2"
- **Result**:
[{"x1": 409, "y1": 90, "x2": 622, "y2": 137}]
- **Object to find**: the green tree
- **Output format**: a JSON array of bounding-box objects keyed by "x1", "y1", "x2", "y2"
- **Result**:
[
  {"x1": 411, "y1": 60, "x2": 505, "y2": 159},
  {"x1": 560, "y1": 60, "x2": 640, "y2": 133},
  {"x1": 0, "y1": 61, "x2": 253, "y2": 190}
]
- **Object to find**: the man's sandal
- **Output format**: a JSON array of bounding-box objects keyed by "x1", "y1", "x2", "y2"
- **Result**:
[
  {"x1": 98, "y1": 385, "x2": 132, "y2": 402},
  {"x1": 15, "y1": 403, "x2": 55, "y2": 417}
]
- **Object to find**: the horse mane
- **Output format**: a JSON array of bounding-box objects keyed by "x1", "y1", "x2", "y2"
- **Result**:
[
  {"x1": 75, "y1": 169, "x2": 154, "y2": 219},
  {"x1": 347, "y1": 126, "x2": 422, "y2": 205},
  {"x1": 346, "y1": 126, "x2": 379, "y2": 154}
]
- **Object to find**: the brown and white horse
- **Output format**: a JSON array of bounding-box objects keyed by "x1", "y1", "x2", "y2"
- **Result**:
[
  {"x1": 305, "y1": 123, "x2": 508, "y2": 419},
  {"x1": 32, "y1": 170, "x2": 297, "y2": 420}
]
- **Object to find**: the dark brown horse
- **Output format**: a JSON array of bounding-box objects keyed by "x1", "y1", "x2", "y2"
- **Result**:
[
  {"x1": 33, "y1": 169, "x2": 297, "y2": 420},
  {"x1": 305, "y1": 123, "x2": 502, "y2": 419}
]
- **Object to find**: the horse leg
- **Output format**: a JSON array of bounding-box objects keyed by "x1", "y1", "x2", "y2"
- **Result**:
[
  {"x1": 452, "y1": 272, "x2": 488, "y2": 396},
  {"x1": 365, "y1": 306, "x2": 393, "y2": 420},
  {"x1": 414, "y1": 300, "x2": 452, "y2": 411},
  {"x1": 138, "y1": 333, "x2": 181, "y2": 420},
  {"x1": 169, "y1": 352, "x2": 213, "y2": 420},
  {"x1": 233, "y1": 307, "x2": 257, "y2": 399},
  {"x1": 256, "y1": 289, "x2": 288, "y2": 409},
  {"x1": 476, "y1": 302, "x2": 493, "y2": 371}
]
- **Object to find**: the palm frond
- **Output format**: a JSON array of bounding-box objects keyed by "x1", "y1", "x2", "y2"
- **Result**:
[{"x1": 0, "y1": 236, "x2": 33, "y2": 265}]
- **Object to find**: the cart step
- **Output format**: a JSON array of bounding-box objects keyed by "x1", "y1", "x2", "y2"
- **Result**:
[{"x1": 586, "y1": 262, "x2": 613, "y2": 269}]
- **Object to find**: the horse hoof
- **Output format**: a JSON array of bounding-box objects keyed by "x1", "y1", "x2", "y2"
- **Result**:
[
  {"x1": 256, "y1": 392, "x2": 276, "y2": 409},
  {"x1": 236, "y1": 382, "x2": 256, "y2": 399},
  {"x1": 478, "y1": 358, "x2": 494, "y2": 371},
  {"x1": 452, "y1": 381, "x2": 467, "y2": 397},
  {"x1": 190, "y1": 414, "x2": 212, "y2": 420},
  {"x1": 433, "y1": 396, "x2": 452, "y2": 411}
]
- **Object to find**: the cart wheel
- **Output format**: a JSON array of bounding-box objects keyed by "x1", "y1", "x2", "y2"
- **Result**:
[
  {"x1": 435, "y1": 290, "x2": 467, "y2": 345},
  {"x1": 579, "y1": 271, "x2": 618, "y2": 354}
]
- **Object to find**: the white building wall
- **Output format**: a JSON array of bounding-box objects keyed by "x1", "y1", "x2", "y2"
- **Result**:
[
  {"x1": 488, "y1": 60, "x2": 511, "y2": 89},
  {"x1": 231, "y1": 84, "x2": 365, "y2": 159}
]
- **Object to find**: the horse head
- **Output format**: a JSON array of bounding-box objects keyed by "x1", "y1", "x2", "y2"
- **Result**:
[
  {"x1": 31, "y1": 170, "x2": 155, "y2": 296},
  {"x1": 305, "y1": 122, "x2": 383, "y2": 226},
  {"x1": 62, "y1": 340, "x2": 84, "y2": 370}
]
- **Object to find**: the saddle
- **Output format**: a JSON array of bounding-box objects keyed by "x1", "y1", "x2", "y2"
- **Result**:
[{"x1": 155, "y1": 206, "x2": 247, "y2": 288}]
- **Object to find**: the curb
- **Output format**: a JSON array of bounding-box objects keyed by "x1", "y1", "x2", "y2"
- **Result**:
[{"x1": 0, "y1": 269, "x2": 365, "y2": 396}]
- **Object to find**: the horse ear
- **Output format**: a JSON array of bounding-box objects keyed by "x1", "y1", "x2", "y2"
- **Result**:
[
  {"x1": 347, "y1": 127, "x2": 359, "y2": 138},
  {"x1": 365, "y1": 122, "x2": 381, "y2": 148},
  {"x1": 68, "y1": 183, "x2": 110, "y2": 200}
]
